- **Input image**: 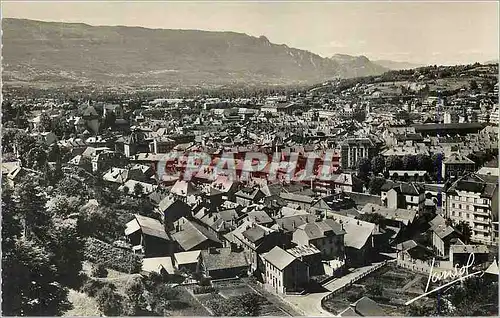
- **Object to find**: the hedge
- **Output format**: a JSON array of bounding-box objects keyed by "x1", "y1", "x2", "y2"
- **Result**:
[
  {"x1": 84, "y1": 237, "x2": 142, "y2": 273},
  {"x1": 193, "y1": 286, "x2": 218, "y2": 294}
]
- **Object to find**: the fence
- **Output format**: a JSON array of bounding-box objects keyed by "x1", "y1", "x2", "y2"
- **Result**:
[
  {"x1": 321, "y1": 260, "x2": 390, "y2": 310},
  {"x1": 396, "y1": 257, "x2": 451, "y2": 275}
]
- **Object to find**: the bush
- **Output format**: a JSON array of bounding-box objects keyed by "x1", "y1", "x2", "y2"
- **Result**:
[
  {"x1": 81, "y1": 279, "x2": 114, "y2": 297},
  {"x1": 193, "y1": 286, "x2": 218, "y2": 294},
  {"x1": 84, "y1": 237, "x2": 142, "y2": 273},
  {"x1": 346, "y1": 290, "x2": 364, "y2": 302},
  {"x1": 96, "y1": 286, "x2": 124, "y2": 316},
  {"x1": 199, "y1": 277, "x2": 211, "y2": 286},
  {"x1": 366, "y1": 282, "x2": 383, "y2": 296},
  {"x1": 92, "y1": 263, "x2": 108, "y2": 278}
]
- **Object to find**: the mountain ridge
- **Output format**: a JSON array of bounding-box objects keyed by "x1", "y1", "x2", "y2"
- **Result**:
[{"x1": 2, "y1": 18, "x2": 390, "y2": 87}]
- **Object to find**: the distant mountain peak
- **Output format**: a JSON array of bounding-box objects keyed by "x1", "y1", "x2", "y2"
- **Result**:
[{"x1": 3, "y1": 18, "x2": 390, "y2": 87}]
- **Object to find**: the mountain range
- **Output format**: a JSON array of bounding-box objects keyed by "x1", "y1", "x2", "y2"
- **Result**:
[
  {"x1": 2, "y1": 18, "x2": 397, "y2": 87},
  {"x1": 372, "y1": 60, "x2": 424, "y2": 70}
]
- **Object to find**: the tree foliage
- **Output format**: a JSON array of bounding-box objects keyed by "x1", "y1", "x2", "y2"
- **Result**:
[
  {"x1": 371, "y1": 155, "x2": 385, "y2": 174},
  {"x1": 385, "y1": 156, "x2": 403, "y2": 171},
  {"x1": 368, "y1": 177, "x2": 386, "y2": 195},
  {"x1": 96, "y1": 285, "x2": 124, "y2": 316},
  {"x1": 356, "y1": 157, "x2": 371, "y2": 178}
]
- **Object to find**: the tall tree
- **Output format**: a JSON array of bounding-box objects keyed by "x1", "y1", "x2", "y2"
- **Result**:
[
  {"x1": 368, "y1": 177, "x2": 387, "y2": 195},
  {"x1": 2, "y1": 239, "x2": 71, "y2": 316},
  {"x1": 385, "y1": 156, "x2": 403, "y2": 171},
  {"x1": 14, "y1": 176, "x2": 51, "y2": 240},
  {"x1": 356, "y1": 157, "x2": 371, "y2": 179},
  {"x1": 415, "y1": 154, "x2": 433, "y2": 172},
  {"x1": 371, "y1": 155, "x2": 386, "y2": 175},
  {"x1": 402, "y1": 154, "x2": 417, "y2": 170},
  {"x1": 38, "y1": 112, "x2": 53, "y2": 132}
]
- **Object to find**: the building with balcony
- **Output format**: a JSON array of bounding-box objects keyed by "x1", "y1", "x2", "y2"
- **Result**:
[{"x1": 446, "y1": 174, "x2": 499, "y2": 245}]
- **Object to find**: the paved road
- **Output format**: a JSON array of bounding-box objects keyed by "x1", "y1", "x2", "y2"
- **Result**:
[{"x1": 282, "y1": 261, "x2": 388, "y2": 316}]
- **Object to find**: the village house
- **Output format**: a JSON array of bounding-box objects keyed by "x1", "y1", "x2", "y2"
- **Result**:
[
  {"x1": 261, "y1": 246, "x2": 310, "y2": 294},
  {"x1": 171, "y1": 217, "x2": 223, "y2": 252},
  {"x1": 329, "y1": 213, "x2": 377, "y2": 267},
  {"x1": 381, "y1": 181, "x2": 425, "y2": 212},
  {"x1": 197, "y1": 246, "x2": 250, "y2": 279},
  {"x1": 333, "y1": 173, "x2": 364, "y2": 193},
  {"x1": 172, "y1": 250, "x2": 201, "y2": 273},
  {"x1": 235, "y1": 187, "x2": 266, "y2": 206},
  {"x1": 142, "y1": 257, "x2": 175, "y2": 275},
  {"x1": 225, "y1": 221, "x2": 290, "y2": 275},
  {"x1": 125, "y1": 214, "x2": 174, "y2": 257},
  {"x1": 286, "y1": 245, "x2": 324, "y2": 276},
  {"x1": 292, "y1": 218, "x2": 346, "y2": 260},
  {"x1": 156, "y1": 196, "x2": 192, "y2": 229},
  {"x1": 428, "y1": 215, "x2": 462, "y2": 257},
  {"x1": 449, "y1": 243, "x2": 489, "y2": 268},
  {"x1": 279, "y1": 192, "x2": 316, "y2": 210}
]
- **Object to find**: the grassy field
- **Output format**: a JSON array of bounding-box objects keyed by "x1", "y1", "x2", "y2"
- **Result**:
[
  {"x1": 323, "y1": 264, "x2": 427, "y2": 316},
  {"x1": 63, "y1": 289, "x2": 101, "y2": 317}
]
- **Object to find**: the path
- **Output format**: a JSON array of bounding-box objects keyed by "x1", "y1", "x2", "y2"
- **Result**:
[
  {"x1": 401, "y1": 276, "x2": 422, "y2": 292},
  {"x1": 282, "y1": 261, "x2": 389, "y2": 316}
]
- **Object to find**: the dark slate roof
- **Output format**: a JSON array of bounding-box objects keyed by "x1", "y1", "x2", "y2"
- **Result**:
[
  {"x1": 125, "y1": 214, "x2": 170, "y2": 241},
  {"x1": 262, "y1": 246, "x2": 297, "y2": 271},
  {"x1": 201, "y1": 247, "x2": 249, "y2": 271},
  {"x1": 352, "y1": 297, "x2": 386, "y2": 316},
  {"x1": 383, "y1": 181, "x2": 423, "y2": 196},
  {"x1": 242, "y1": 225, "x2": 269, "y2": 243},
  {"x1": 171, "y1": 218, "x2": 221, "y2": 251},
  {"x1": 296, "y1": 219, "x2": 346, "y2": 240}
]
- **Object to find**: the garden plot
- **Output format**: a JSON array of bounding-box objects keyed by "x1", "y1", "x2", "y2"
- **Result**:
[
  {"x1": 323, "y1": 264, "x2": 427, "y2": 316},
  {"x1": 190, "y1": 278, "x2": 291, "y2": 316}
]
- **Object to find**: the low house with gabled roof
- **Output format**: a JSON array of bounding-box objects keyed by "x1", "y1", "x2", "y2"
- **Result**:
[
  {"x1": 173, "y1": 250, "x2": 201, "y2": 273},
  {"x1": 198, "y1": 246, "x2": 250, "y2": 279},
  {"x1": 171, "y1": 217, "x2": 222, "y2": 252},
  {"x1": 125, "y1": 214, "x2": 173, "y2": 257}
]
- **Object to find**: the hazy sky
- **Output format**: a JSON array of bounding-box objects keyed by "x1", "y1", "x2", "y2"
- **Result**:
[{"x1": 2, "y1": 1, "x2": 499, "y2": 65}]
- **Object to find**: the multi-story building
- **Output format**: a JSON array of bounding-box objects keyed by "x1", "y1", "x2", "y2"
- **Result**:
[
  {"x1": 446, "y1": 174, "x2": 499, "y2": 245},
  {"x1": 442, "y1": 152, "x2": 475, "y2": 180},
  {"x1": 340, "y1": 137, "x2": 378, "y2": 169},
  {"x1": 292, "y1": 218, "x2": 346, "y2": 260},
  {"x1": 261, "y1": 246, "x2": 310, "y2": 294}
]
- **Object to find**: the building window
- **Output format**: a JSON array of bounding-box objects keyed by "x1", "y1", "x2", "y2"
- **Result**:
[
  {"x1": 452, "y1": 211, "x2": 455, "y2": 216},
  {"x1": 459, "y1": 212, "x2": 462, "y2": 217},
  {"x1": 459, "y1": 204, "x2": 462, "y2": 209},
  {"x1": 452, "y1": 203, "x2": 455, "y2": 208}
]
